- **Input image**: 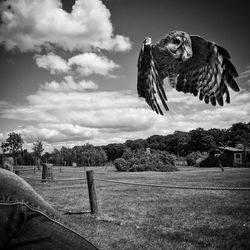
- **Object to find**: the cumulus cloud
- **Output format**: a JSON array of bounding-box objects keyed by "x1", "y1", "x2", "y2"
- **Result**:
[
  {"x1": 2, "y1": 88, "x2": 154, "y2": 129},
  {"x1": 1, "y1": 80, "x2": 249, "y2": 146},
  {"x1": 34, "y1": 53, "x2": 70, "y2": 74},
  {"x1": 40, "y1": 76, "x2": 98, "y2": 92},
  {"x1": 34, "y1": 52, "x2": 120, "y2": 77},
  {"x1": 0, "y1": 0, "x2": 132, "y2": 52},
  {"x1": 68, "y1": 53, "x2": 119, "y2": 76},
  {"x1": 15, "y1": 124, "x2": 99, "y2": 143}
]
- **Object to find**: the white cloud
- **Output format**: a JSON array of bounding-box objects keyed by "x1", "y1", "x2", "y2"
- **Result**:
[
  {"x1": 1, "y1": 80, "x2": 249, "y2": 147},
  {"x1": 0, "y1": 0, "x2": 132, "y2": 52},
  {"x1": 68, "y1": 52, "x2": 119, "y2": 76},
  {"x1": 34, "y1": 52, "x2": 119, "y2": 77},
  {"x1": 15, "y1": 124, "x2": 99, "y2": 143},
  {"x1": 34, "y1": 53, "x2": 70, "y2": 74},
  {"x1": 40, "y1": 76, "x2": 98, "y2": 92}
]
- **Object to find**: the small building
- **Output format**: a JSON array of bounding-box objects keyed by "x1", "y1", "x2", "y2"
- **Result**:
[{"x1": 209, "y1": 146, "x2": 248, "y2": 167}]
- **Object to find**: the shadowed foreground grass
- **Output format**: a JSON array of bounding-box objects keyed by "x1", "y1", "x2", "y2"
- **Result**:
[{"x1": 19, "y1": 166, "x2": 250, "y2": 250}]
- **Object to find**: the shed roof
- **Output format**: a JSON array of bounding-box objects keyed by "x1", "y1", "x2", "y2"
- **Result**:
[{"x1": 218, "y1": 146, "x2": 244, "y2": 152}]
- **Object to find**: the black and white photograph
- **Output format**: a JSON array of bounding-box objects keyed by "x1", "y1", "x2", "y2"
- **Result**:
[{"x1": 0, "y1": 0, "x2": 249, "y2": 249}]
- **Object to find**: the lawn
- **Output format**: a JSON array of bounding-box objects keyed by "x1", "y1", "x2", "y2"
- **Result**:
[{"x1": 17, "y1": 165, "x2": 250, "y2": 250}]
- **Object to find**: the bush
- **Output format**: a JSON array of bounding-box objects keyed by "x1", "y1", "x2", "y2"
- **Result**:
[
  {"x1": 113, "y1": 158, "x2": 129, "y2": 171},
  {"x1": 186, "y1": 152, "x2": 207, "y2": 166},
  {"x1": 152, "y1": 150, "x2": 176, "y2": 166},
  {"x1": 115, "y1": 150, "x2": 178, "y2": 172}
]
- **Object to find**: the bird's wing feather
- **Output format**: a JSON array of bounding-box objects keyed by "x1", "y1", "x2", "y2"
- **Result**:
[
  {"x1": 174, "y1": 35, "x2": 239, "y2": 106},
  {"x1": 137, "y1": 45, "x2": 169, "y2": 115}
]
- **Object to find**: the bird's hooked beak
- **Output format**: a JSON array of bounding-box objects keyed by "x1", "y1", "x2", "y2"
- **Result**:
[
  {"x1": 181, "y1": 46, "x2": 192, "y2": 61},
  {"x1": 181, "y1": 37, "x2": 193, "y2": 61}
]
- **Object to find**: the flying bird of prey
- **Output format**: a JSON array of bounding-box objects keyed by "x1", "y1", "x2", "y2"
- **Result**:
[{"x1": 137, "y1": 31, "x2": 240, "y2": 115}]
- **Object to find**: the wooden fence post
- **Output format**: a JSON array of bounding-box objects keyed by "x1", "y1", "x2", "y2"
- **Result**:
[
  {"x1": 41, "y1": 163, "x2": 53, "y2": 183},
  {"x1": 86, "y1": 170, "x2": 98, "y2": 214}
]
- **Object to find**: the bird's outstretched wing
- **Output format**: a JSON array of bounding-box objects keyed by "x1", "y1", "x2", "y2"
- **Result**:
[
  {"x1": 174, "y1": 36, "x2": 239, "y2": 106},
  {"x1": 137, "y1": 44, "x2": 169, "y2": 115}
]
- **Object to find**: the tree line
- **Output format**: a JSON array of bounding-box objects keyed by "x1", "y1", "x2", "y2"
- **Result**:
[{"x1": 1, "y1": 122, "x2": 249, "y2": 167}]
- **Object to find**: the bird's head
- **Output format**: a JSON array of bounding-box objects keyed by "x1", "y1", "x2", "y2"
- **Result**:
[{"x1": 163, "y1": 31, "x2": 193, "y2": 61}]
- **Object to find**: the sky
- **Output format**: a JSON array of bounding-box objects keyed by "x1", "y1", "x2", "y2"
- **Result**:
[{"x1": 0, "y1": 0, "x2": 249, "y2": 152}]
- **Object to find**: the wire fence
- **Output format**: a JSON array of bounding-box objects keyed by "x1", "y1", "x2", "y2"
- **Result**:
[
  {"x1": 16, "y1": 168, "x2": 250, "y2": 214},
  {"x1": 94, "y1": 178, "x2": 250, "y2": 191},
  {"x1": 15, "y1": 164, "x2": 250, "y2": 191},
  {"x1": 20, "y1": 174, "x2": 250, "y2": 192}
]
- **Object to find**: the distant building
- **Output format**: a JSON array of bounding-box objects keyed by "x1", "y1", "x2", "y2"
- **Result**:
[{"x1": 209, "y1": 146, "x2": 250, "y2": 167}]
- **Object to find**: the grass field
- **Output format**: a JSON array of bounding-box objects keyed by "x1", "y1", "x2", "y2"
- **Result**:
[{"x1": 17, "y1": 165, "x2": 250, "y2": 250}]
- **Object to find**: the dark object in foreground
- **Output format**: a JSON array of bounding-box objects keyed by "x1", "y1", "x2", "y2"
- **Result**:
[
  {"x1": 0, "y1": 168, "x2": 98, "y2": 250},
  {"x1": 137, "y1": 31, "x2": 239, "y2": 114}
]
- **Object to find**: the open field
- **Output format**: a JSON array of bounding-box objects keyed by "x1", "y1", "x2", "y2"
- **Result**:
[{"x1": 16, "y1": 165, "x2": 250, "y2": 250}]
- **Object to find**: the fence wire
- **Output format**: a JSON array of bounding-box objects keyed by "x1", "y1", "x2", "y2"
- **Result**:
[
  {"x1": 94, "y1": 178, "x2": 250, "y2": 191},
  {"x1": 19, "y1": 173, "x2": 250, "y2": 191}
]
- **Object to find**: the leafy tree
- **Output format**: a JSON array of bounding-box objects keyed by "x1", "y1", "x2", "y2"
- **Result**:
[
  {"x1": 188, "y1": 128, "x2": 216, "y2": 152},
  {"x1": 125, "y1": 139, "x2": 146, "y2": 151},
  {"x1": 58, "y1": 144, "x2": 107, "y2": 167},
  {"x1": 166, "y1": 131, "x2": 191, "y2": 157},
  {"x1": 1, "y1": 132, "x2": 23, "y2": 165},
  {"x1": 32, "y1": 140, "x2": 44, "y2": 169},
  {"x1": 41, "y1": 152, "x2": 52, "y2": 164},
  {"x1": 81, "y1": 144, "x2": 107, "y2": 166},
  {"x1": 60, "y1": 146, "x2": 72, "y2": 166},
  {"x1": 23, "y1": 149, "x2": 35, "y2": 165},
  {"x1": 122, "y1": 148, "x2": 133, "y2": 160},
  {"x1": 104, "y1": 143, "x2": 127, "y2": 162},
  {"x1": 201, "y1": 135, "x2": 216, "y2": 152},
  {"x1": 51, "y1": 148, "x2": 61, "y2": 165},
  {"x1": 207, "y1": 128, "x2": 227, "y2": 146},
  {"x1": 227, "y1": 122, "x2": 250, "y2": 167},
  {"x1": 93, "y1": 146, "x2": 107, "y2": 166},
  {"x1": 189, "y1": 128, "x2": 206, "y2": 152},
  {"x1": 82, "y1": 144, "x2": 96, "y2": 166},
  {"x1": 146, "y1": 135, "x2": 167, "y2": 151},
  {"x1": 227, "y1": 122, "x2": 250, "y2": 146}
]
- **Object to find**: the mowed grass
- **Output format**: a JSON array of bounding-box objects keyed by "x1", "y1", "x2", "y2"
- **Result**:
[{"x1": 18, "y1": 166, "x2": 250, "y2": 250}]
